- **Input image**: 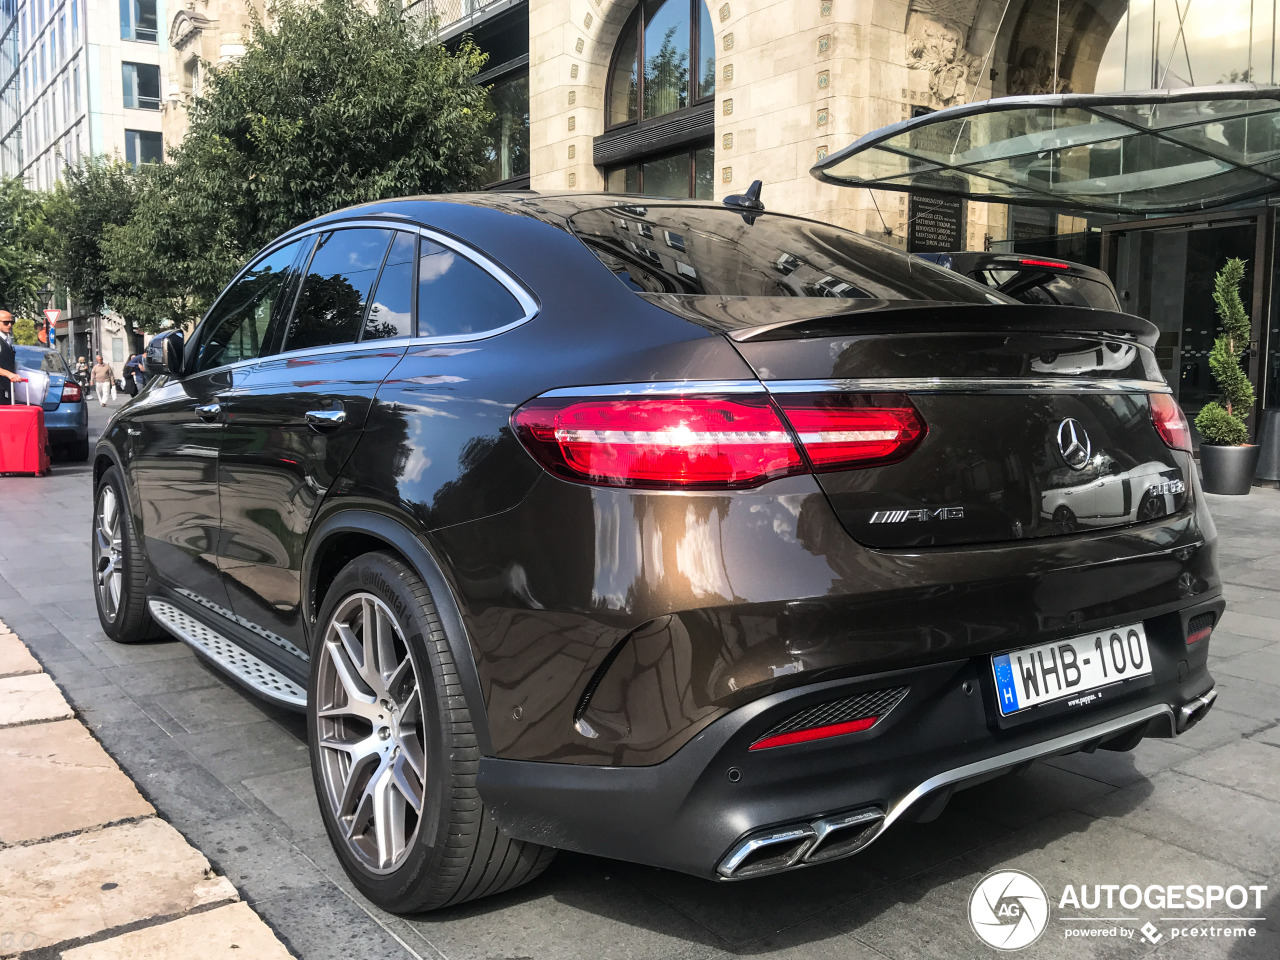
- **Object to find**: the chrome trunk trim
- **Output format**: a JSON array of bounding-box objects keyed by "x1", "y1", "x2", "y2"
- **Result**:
[{"x1": 764, "y1": 377, "x2": 1172, "y2": 395}]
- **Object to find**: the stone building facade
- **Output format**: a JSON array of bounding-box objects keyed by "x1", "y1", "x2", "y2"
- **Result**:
[{"x1": 161, "y1": 0, "x2": 260, "y2": 145}]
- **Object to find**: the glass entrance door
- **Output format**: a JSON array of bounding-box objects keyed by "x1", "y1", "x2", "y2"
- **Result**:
[{"x1": 1110, "y1": 216, "x2": 1261, "y2": 428}]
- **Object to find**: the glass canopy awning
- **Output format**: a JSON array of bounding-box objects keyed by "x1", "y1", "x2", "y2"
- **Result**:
[{"x1": 811, "y1": 85, "x2": 1280, "y2": 215}]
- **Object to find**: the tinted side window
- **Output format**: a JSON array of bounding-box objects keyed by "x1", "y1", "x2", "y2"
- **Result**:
[
  {"x1": 286, "y1": 228, "x2": 393, "y2": 351},
  {"x1": 196, "y1": 239, "x2": 306, "y2": 372},
  {"x1": 418, "y1": 240, "x2": 525, "y2": 338},
  {"x1": 362, "y1": 232, "x2": 416, "y2": 341}
]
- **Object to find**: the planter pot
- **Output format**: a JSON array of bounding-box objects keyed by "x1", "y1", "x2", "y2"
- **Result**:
[{"x1": 1199, "y1": 443, "x2": 1260, "y2": 495}]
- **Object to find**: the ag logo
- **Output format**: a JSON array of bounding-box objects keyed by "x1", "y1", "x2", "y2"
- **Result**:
[{"x1": 968, "y1": 869, "x2": 1050, "y2": 951}]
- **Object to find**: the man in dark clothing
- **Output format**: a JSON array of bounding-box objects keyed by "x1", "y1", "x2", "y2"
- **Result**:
[{"x1": 0, "y1": 310, "x2": 23, "y2": 405}]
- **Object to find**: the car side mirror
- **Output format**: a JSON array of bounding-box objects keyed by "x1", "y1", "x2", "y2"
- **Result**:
[{"x1": 146, "y1": 331, "x2": 185, "y2": 378}]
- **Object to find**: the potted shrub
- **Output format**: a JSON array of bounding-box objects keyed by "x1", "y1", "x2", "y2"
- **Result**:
[{"x1": 1194, "y1": 258, "x2": 1259, "y2": 494}]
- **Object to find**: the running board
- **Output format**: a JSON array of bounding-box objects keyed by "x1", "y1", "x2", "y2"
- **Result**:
[{"x1": 148, "y1": 599, "x2": 307, "y2": 708}]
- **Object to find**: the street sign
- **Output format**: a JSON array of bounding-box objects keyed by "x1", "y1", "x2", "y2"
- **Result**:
[
  {"x1": 43, "y1": 309, "x2": 60, "y2": 324},
  {"x1": 43, "y1": 308, "x2": 59, "y2": 348}
]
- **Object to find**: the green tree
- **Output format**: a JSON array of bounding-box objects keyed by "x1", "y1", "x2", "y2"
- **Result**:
[
  {"x1": 1194, "y1": 258, "x2": 1254, "y2": 446},
  {"x1": 11, "y1": 316, "x2": 38, "y2": 345},
  {"x1": 42, "y1": 158, "x2": 142, "y2": 316},
  {"x1": 0, "y1": 177, "x2": 49, "y2": 315},
  {"x1": 100, "y1": 163, "x2": 240, "y2": 331},
  {"x1": 174, "y1": 0, "x2": 493, "y2": 257}
]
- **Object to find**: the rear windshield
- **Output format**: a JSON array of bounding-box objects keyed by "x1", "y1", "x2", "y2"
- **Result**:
[
  {"x1": 15, "y1": 346, "x2": 71, "y2": 376},
  {"x1": 569, "y1": 205, "x2": 1001, "y2": 304}
]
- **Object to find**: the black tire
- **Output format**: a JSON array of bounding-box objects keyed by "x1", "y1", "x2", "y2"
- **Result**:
[
  {"x1": 1136, "y1": 491, "x2": 1168, "y2": 522},
  {"x1": 1052, "y1": 505, "x2": 1078, "y2": 533},
  {"x1": 65, "y1": 437, "x2": 90, "y2": 462},
  {"x1": 308, "y1": 551, "x2": 555, "y2": 912},
  {"x1": 92, "y1": 466, "x2": 165, "y2": 643}
]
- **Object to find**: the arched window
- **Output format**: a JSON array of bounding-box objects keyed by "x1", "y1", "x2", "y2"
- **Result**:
[{"x1": 608, "y1": 0, "x2": 715, "y2": 128}]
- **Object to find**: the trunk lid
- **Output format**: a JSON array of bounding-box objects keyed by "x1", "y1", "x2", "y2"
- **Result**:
[{"x1": 647, "y1": 297, "x2": 1188, "y2": 548}]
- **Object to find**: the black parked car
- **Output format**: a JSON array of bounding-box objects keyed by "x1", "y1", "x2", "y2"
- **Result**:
[
  {"x1": 914, "y1": 251, "x2": 1123, "y2": 310},
  {"x1": 92, "y1": 194, "x2": 1222, "y2": 913}
]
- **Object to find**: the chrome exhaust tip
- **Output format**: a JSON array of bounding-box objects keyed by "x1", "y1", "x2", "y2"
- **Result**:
[
  {"x1": 804, "y1": 808, "x2": 885, "y2": 863},
  {"x1": 1176, "y1": 687, "x2": 1217, "y2": 733},
  {"x1": 716, "y1": 806, "x2": 886, "y2": 879},
  {"x1": 717, "y1": 825, "x2": 817, "y2": 879}
]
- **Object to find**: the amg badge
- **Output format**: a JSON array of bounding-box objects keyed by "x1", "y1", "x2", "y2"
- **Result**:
[{"x1": 869, "y1": 507, "x2": 966, "y2": 523}]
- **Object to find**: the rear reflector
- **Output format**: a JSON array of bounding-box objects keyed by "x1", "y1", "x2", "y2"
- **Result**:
[
  {"x1": 1150, "y1": 393, "x2": 1192, "y2": 451},
  {"x1": 60, "y1": 381, "x2": 82, "y2": 403},
  {"x1": 749, "y1": 716, "x2": 878, "y2": 751},
  {"x1": 774, "y1": 393, "x2": 926, "y2": 471},
  {"x1": 512, "y1": 395, "x2": 804, "y2": 489},
  {"x1": 1187, "y1": 612, "x2": 1215, "y2": 644}
]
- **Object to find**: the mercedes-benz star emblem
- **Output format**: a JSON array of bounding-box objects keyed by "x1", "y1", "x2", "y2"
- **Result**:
[{"x1": 1057, "y1": 418, "x2": 1092, "y2": 470}]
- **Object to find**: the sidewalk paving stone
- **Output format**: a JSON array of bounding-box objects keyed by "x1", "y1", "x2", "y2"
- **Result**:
[
  {"x1": 59, "y1": 902, "x2": 294, "y2": 960},
  {"x1": 0, "y1": 673, "x2": 73, "y2": 727},
  {"x1": 0, "y1": 818, "x2": 237, "y2": 953},
  {"x1": 0, "y1": 632, "x2": 41, "y2": 678},
  {"x1": 0, "y1": 719, "x2": 153, "y2": 844}
]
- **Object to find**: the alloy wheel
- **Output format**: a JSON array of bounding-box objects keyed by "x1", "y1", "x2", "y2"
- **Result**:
[
  {"x1": 315, "y1": 593, "x2": 427, "y2": 874},
  {"x1": 94, "y1": 485, "x2": 124, "y2": 621}
]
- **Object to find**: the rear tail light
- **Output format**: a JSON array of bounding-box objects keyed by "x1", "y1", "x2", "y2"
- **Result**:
[
  {"x1": 749, "y1": 716, "x2": 878, "y2": 750},
  {"x1": 1017, "y1": 258, "x2": 1071, "y2": 270},
  {"x1": 60, "y1": 381, "x2": 82, "y2": 403},
  {"x1": 512, "y1": 391, "x2": 927, "y2": 489},
  {"x1": 512, "y1": 395, "x2": 804, "y2": 489},
  {"x1": 772, "y1": 393, "x2": 926, "y2": 471},
  {"x1": 1150, "y1": 393, "x2": 1192, "y2": 451}
]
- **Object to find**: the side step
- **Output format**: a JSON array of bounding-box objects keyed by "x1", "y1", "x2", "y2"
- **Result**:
[{"x1": 148, "y1": 599, "x2": 307, "y2": 708}]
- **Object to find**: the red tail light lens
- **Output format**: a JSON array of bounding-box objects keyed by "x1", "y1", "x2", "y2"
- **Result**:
[
  {"x1": 773, "y1": 393, "x2": 926, "y2": 471},
  {"x1": 60, "y1": 381, "x2": 82, "y2": 403},
  {"x1": 512, "y1": 395, "x2": 805, "y2": 489},
  {"x1": 749, "y1": 715, "x2": 879, "y2": 751},
  {"x1": 1018, "y1": 258, "x2": 1071, "y2": 270},
  {"x1": 1150, "y1": 393, "x2": 1192, "y2": 451}
]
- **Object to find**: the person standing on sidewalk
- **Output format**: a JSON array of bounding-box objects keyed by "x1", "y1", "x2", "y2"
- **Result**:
[
  {"x1": 90, "y1": 354, "x2": 115, "y2": 406},
  {"x1": 0, "y1": 310, "x2": 23, "y2": 405}
]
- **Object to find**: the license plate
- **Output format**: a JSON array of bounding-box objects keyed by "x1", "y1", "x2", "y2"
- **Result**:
[{"x1": 991, "y1": 624, "x2": 1151, "y2": 716}]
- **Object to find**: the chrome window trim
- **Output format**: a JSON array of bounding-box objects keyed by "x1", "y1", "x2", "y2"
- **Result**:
[
  {"x1": 541, "y1": 379, "x2": 765, "y2": 398},
  {"x1": 763, "y1": 377, "x2": 1173, "y2": 395},
  {"x1": 182, "y1": 218, "x2": 541, "y2": 379}
]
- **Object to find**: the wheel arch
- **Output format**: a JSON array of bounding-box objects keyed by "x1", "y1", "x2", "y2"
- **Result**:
[{"x1": 303, "y1": 510, "x2": 493, "y2": 755}]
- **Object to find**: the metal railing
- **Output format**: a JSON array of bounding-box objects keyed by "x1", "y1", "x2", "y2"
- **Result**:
[{"x1": 413, "y1": 0, "x2": 506, "y2": 31}]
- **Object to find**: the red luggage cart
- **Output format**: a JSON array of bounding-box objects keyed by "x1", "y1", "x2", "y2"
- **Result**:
[{"x1": 0, "y1": 378, "x2": 52, "y2": 476}]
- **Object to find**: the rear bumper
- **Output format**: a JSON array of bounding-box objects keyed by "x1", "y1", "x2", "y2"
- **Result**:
[
  {"x1": 43, "y1": 403, "x2": 88, "y2": 443},
  {"x1": 478, "y1": 594, "x2": 1222, "y2": 880}
]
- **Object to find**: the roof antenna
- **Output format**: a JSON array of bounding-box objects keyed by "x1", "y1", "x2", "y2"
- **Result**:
[{"x1": 724, "y1": 180, "x2": 765, "y2": 224}]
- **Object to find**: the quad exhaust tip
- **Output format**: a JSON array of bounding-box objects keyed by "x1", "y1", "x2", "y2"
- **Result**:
[
  {"x1": 1177, "y1": 687, "x2": 1217, "y2": 734},
  {"x1": 716, "y1": 807, "x2": 885, "y2": 880}
]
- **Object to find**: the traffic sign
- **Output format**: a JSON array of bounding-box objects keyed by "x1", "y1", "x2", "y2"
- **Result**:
[{"x1": 43, "y1": 309, "x2": 60, "y2": 324}]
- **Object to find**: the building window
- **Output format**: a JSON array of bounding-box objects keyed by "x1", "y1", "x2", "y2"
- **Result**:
[
  {"x1": 39, "y1": 39, "x2": 45, "y2": 82},
  {"x1": 608, "y1": 0, "x2": 715, "y2": 128},
  {"x1": 124, "y1": 128, "x2": 161, "y2": 166},
  {"x1": 59, "y1": 14, "x2": 66, "y2": 59},
  {"x1": 72, "y1": 62, "x2": 79, "y2": 111},
  {"x1": 606, "y1": 145, "x2": 714, "y2": 198},
  {"x1": 72, "y1": 0, "x2": 78, "y2": 37},
  {"x1": 182, "y1": 57, "x2": 200, "y2": 97},
  {"x1": 482, "y1": 71, "x2": 529, "y2": 185},
  {"x1": 120, "y1": 0, "x2": 157, "y2": 42},
  {"x1": 122, "y1": 62, "x2": 160, "y2": 109}
]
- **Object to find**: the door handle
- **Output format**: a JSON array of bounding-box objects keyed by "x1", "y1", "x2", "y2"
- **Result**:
[
  {"x1": 196, "y1": 403, "x2": 222, "y2": 422},
  {"x1": 305, "y1": 407, "x2": 346, "y2": 431}
]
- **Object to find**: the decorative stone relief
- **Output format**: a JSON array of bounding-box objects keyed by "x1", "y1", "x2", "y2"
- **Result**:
[
  {"x1": 722, "y1": 132, "x2": 733, "y2": 149},
  {"x1": 906, "y1": 3, "x2": 982, "y2": 107},
  {"x1": 570, "y1": 64, "x2": 579, "y2": 79},
  {"x1": 568, "y1": 144, "x2": 576, "y2": 159},
  {"x1": 584, "y1": 12, "x2": 593, "y2": 29},
  {"x1": 723, "y1": 64, "x2": 733, "y2": 82},
  {"x1": 722, "y1": 166, "x2": 733, "y2": 183},
  {"x1": 569, "y1": 172, "x2": 578, "y2": 187},
  {"x1": 816, "y1": 145, "x2": 828, "y2": 161},
  {"x1": 818, "y1": 70, "x2": 830, "y2": 89},
  {"x1": 719, "y1": 3, "x2": 730, "y2": 22},
  {"x1": 568, "y1": 91, "x2": 576, "y2": 105},
  {"x1": 818, "y1": 34, "x2": 830, "y2": 54},
  {"x1": 568, "y1": 116, "x2": 576, "y2": 131},
  {"x1": 817, "y1": 107, "x2": 829, "y2": 126},
  {"x1": 575, "y1": 37, "x2": 584, "y2": 53},
  {"x1": 723, "y1": 32, "x2": 733, "y2": 50},
  {"x1": 723, "y1": 99, "x2": 733, "y2": 115},
  {"x1": 820, "y1": 1, "x2": 832, "y2": 17}
]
